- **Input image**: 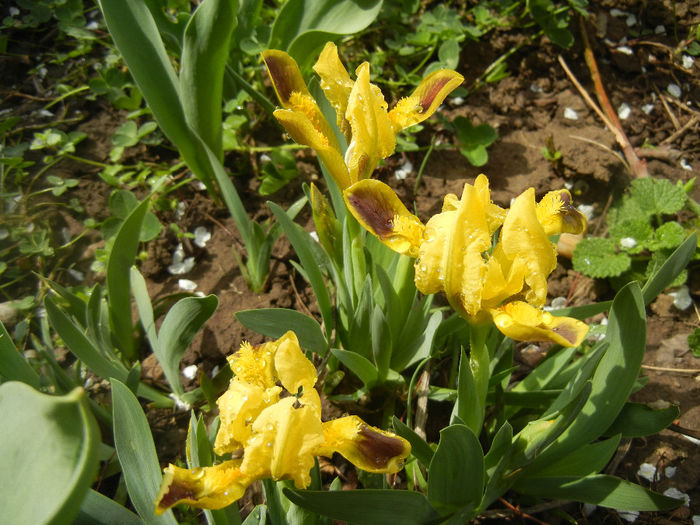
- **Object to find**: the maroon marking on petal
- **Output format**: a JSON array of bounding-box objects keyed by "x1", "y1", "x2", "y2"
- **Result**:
[
  {"x1": 355, "y1": 425, "x2": 406, "y2": 468},
  {"x1": 158, "y1": 482, "x2": 197, "y2": 510},
  {"x1": 263, "y1": 55, "x2": 293, "y2": 103},
  {"x1": 346, "y1": 189, "x2": 394, "y2": 237},
  {"x1": 419, "y1": 77, "x2": 452, "y2": 112},
  {"x1": 550, "y1": 324, "x2": 578, "y2": 345}
]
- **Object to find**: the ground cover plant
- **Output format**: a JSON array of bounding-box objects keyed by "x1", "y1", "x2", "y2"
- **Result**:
[{"x1": 1, "y1": 0, "x2": 699, "y2": 524}]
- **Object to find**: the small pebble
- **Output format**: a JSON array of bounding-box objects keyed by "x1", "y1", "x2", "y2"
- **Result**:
[
  {"x1": 564, "y1": 107, "x2": 579, "y2": 120},
  {"x1": 667, "y1": 83, "x2": 682, "y2": 98}
]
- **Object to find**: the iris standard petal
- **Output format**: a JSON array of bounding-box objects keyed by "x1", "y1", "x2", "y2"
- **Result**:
[
  {"x1": 313, "y1": 42, "x2": 354, "y2": 142},
  {"x1": 388, "y1": 69, "x2": 464, "y2": 130},
  {"x1": 316, "y1": 415, "x2": 411, "y2": 474},
  {"x1": 490, "y1": 301, "x2": 589, "y2": 347},
  {"x1": 155, "y1": 460, "x2": 249, "y2": 514},
  {"x1": 262, "y1": 50, "x2": 312, "y2": 107},
  {"x1": 273, "y1": 331, "x2": 317, "y2": 395},
  {"x1": 536, "y1": 189, "x2": 587, "y2": 236},
  {"x1": 344, "y1": 179, "x2": 424, "y2": 257}
]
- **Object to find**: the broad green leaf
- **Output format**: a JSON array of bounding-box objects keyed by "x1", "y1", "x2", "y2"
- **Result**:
[
  {"x1": 111, "y1": 379, "x2": 177, "y2": 524},
  {"x1": 512, "y1": 346, "x2": 577, "y2": 393},
  {"x1": 75, "y1": 489, "x2": 141, "y2": 525},
  {"x1": 428, "y1": 424, "x2": 484, "y2": 514},
  {"x1": 392, "y1": 416, "x2": 434, "y2": 468},
  {"x1": 524, "y1": 435, "x2": 621, "y2": 479},
  {"x1": 480, "y1": 422, "x2": 513, "y2": 511},
  {"x1": 180, "y1": 0, "x2": 237, "y2": 159},
  {"x1": 331, "y1": 348, "x2": 378, "y2": 388},
  {"x1": 642, "y1": 233, "x2": 697, "y2": 304},
  {"x1": 158, "y1": 294, "x2": 219, "y2": 396},
  {"x1": 235, "y1": 308, "x2": 328, "y2": 356},
  {"x1": 269, "y1": 202, "x2": 333, "y2": 335},
  {"x1": 0, "y1": 321, "x2": 41, "y2": 388},
  {"x1": 283, "y1": 488, "x2": 439, "y2": 525},
  {"x1": 268, "y1": 0, "x2": 383, "y2": 71},
  {"x1": 106, "y1": 196, "x2": 150, "y2": 361},
  {"x1": 529, "y1": 282, "x2": 646, "y2": 469},
  {"x1": 605, "y1": 402, "x2": 680, "y2": 438},
  {"x1": 451, "y1": 348, "x2": 480, "y2": 432},
  {"x1": 0, "y1": 383, "x2": 99, "y2": 525},
  {"x1": 515, "y1": 475, "x2": 682, "y2": 511},
  {"x1": 573, "y1": 237, "x2": 631, "y2": 278}
]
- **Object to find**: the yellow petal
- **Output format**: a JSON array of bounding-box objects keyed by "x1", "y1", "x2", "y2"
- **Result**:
[
  {"x1": 313, "y1": 42, "x2": 354, "y2": 142},
  {"x1": 242, "y1": 397, "x2": 324, "y2": 489},
  {"x1": 273, "y1": 331, "x2": 317, "y2": 396},
  {"x1": 343, "y1": 179, "x2": 424, "y2": 257},
  {"x1": 388, "y1": 69, "x2": 464, "y2": 130},
  {"x1": 536, "y1": 189, "x2": 587, "y2": 236},
  {"x1": 273, "y1": 109, "x2": 351, "y2": 189},
  {"x1": 316, "y1": 415, "x2": 411, "y2": 474},
  {"x1": 345, "y1": 62, "x2": 396, "y2": 184},
  {"x1": 154, "y1": 460, "x2": 249, "y2": 514},
  {"x1": 262, "y1": 50, "x2": 312, "y2": 107},
  {"x1": 227, "y1": 340, "x2": 277, "y2": 389},
  {"x1": 499, "y1": 188, "x2": 557, "y2": 307},
  {"x1": 490, "y1": 301, "x2": 589, "y2": 347}
]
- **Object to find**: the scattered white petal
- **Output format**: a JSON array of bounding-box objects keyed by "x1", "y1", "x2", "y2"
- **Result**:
[
  {"x1": 577, "y1": 204, "x2": 595, "y2": 221},
  {"x1": 193, "y1": 226, "x2": 211, "y2": 248},
  {"x1": 617, "y1": 102, "x2": 632, "y2": 120},
  {"x1": 195, "y1": 291, "x2": 205, "y2": 297},
  {"x1": 174, "y1": 201, "x2": 186, "y2": 220},
  {"x1": 259, "y1": 153, "x2": 272, "y2": 163},
  {"x1": 619, "y1": 36, "x2": 628, "y2": 45},
  {"x1": 680, "y1": 158, "x2": 692, "y2": 171},
  {"x1": 564, "y1": 107, "x2": 579, "y2": 120},
  {"x1": 178, "y1": 279, "x2": 197, "y2": 291},
  {"x1": 649, "y1": 399, "x2": 670, "y2": 410},
  {"x1": 620, "y1": 237, "x2": 637, "y2": 249},
  {"x1": 564, "y1": 180, "x2": 573, "y2": 190},
  {"x1": 86, "y1": 21, "x2": 99, "y2": 30},
  {"x1": 665, "y1": 466, "x2": 677, "y2": 478},
  {"x1": 530, "y1": 83, "x2": 543, "y2": 94},
  {"x1": 663, "y1": 487, "x2": 689, "y2": 506},
  {"x1": 655, "y1": 25, "x2": 666, "y2": 34},
  {"x1": 641, "y1": 103, "x2": 654, "y2": 115},
  {"x1": 450, "y1": 96, "x2": 465, "y2": 106},
  {"x1": 38, "y1": 67, "x2": 47, "y2": 78},
  {"x1": 67, "y1": 268, "x2": 85, "y2": 282},
  {"x1": 394, "y1": 159, "x2": 413, "y2": 180},
  {"x1": 26, "y1": 222, "x2": 35, "y2": 233},
  {"x1": 0, "y1": 228, "x2": 9, "y2": 240},
  {"x1": 637, "y1": 462, "x2": 657, "y2": 482},
  {"x1": 583, "y1": 503, "x2": 597, "y2": 516},
  {"x1": 194, "y1": 180, "x2": 206, "y2": 191},
  {"x1": 617, "y1": 45, "x2": 634, "y2": 56},
  {"x1": 668, "y1": 285, "x2": 692, "y2": 310},
  {"x1": 550, "y1": 297, "x2": 568, "y2": 309},
  {"x1": 9, "y1": 7, "x2": 20, "y2": 16},
  {"x1": 683, "y1": 434, "x2": 700, "y2": 445},
  {"x1": 667, "y1": 83, "x2": 682, "y2": 98},
  {"x1": 168, "y1": 244, "x2": 195, "y2": 275},
  {"x1": 182, "y1": 364, "x2": 198, "y2": 380},
  {"x1": 618, "y1": 510, "x2": 639, "y2": 522},
  {"x1": 37, "y1": 109, "x2": 54, "y2": 118},
  {"x1": 682, "y1": 55, "x2": 695, "y2": 69},
  {"x1": 169, "y1": 393, "x2": 191, "y2": 411},
  {"x1": 610, "y1": 8, "x2": 627, "y2": 17},
  {"x1": 626, "y1": 14, "x2": 637, "y2": 26},
  {"x1": 309, "y1": 231, "x2": 320, "y2": 242},
  {"x1": 211, "y1": 365, "x2": 220, "y2": 377}
]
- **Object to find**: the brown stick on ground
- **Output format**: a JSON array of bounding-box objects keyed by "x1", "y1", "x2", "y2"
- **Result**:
[{"x1": 578, "y1": 16, "x2": 648, "y2": 178}]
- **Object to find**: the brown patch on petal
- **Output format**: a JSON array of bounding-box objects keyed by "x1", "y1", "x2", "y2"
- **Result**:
[
  {"x1": 419, "y1": 77, "x2": 452, "y2": 112},
  {"x1": 551, "y1": 324, "x2": 578, "y2": 345},
  {"x1": 346, "y1": 190, "x2": 394, "y2": 237},
  {"x1": 263, "y1": 55, "x2": 293, "y2": 103},
  {"x1": 356, "y1": 425, "x2": 406, "y2": 469},
  {"x1": 158, "y1": 482, "x2": 196, "y2": 510}
]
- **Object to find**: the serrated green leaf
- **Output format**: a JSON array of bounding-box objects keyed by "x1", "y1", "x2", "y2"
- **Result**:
[
  {"x1": 629, "y1": 177, "x2": 687, "y2": 216},
  {"x1": 572, "y1": 237, "x2": 631, "y2": 278},
  {"x1": 647, "y1": 221, "x2": 685, "y2": 251},
  {"x1": 609, "y1": 218, "x2": 652, "y2": 254}
]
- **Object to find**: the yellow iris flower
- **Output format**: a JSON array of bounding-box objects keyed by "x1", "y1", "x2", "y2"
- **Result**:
[
  {"x1": 154, "y1": 331, "x2": 410, "y2": 513},
  {"x1": 344, "y1": 176, "x2": 590, "y2": 347},
  {"x1": 262, "y1": 42, "x2": 463, "y2": 190}
]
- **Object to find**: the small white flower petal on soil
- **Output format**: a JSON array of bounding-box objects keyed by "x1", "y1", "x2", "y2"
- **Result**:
[
  {"x1": 620, "y1": 237, "x2": 637, "y2": 249},
  {"x1": 663, "y1": 487, "x2": 689, "y2": 506},
  {"x1": 168, "y1": 245, "x2": 195, "y2": 275},
  {"x1": 309, "y1": 231, "x2": 319, "y2": 242},
  {"x1": 182, "y1": 364, "x2": 198, "y2": 381},
  {"x1": 617, "y1": 102, "x2": 631, "y2": 120},
  {"x1": 655, "y1": 25, "x2": 666, "y2": 34},
  {"x1": 637, "y1": 462, "x2": 657, "y2": 482},
  {"x1": 564, "y1": 107, "x2": 579, "y2": 120},
  {"x1": 665, "y1": 466, "x2": 677, "y2": 478},
  {"x1": 169, "y1": 393, "x2": 191, "y2": 411},
  {"x1": 9, "y1": 6, "x2": 20, "y2": 15},
  {"x1": 67, "y1": 268, "x2": 85, "y2": 282},
  {"x1": 0, "y1": 228, "x2": 9, "y2": 240},
  {"x1": 682, "y1": 55, "x2": 694, "y2": 69},
  {"x1": 668, "y1": 285, "x2": 692, "y2": 310},
  {"x1": 450, "y1": 96, "x2": 465, "y2": 106},
  {"x1": 617, "y1": 46, "x2": 634, "y2": 56},
  {"x1": 178, "y1": 279, "x2": 198, "y2": 291},
  {"x1": 667, "y1": 83, "x2": 682, "y2": 98},
  {"x1": 193, "y1": 226, "x2": 211, "y2": 248},
  {"x1": 610, "y1": 8, "x2": 627, "y2": 17},
  {"x1": 394, "y1": 159, "x2": 413, "y2": 180},
  {"x1": 577, "y1": 204, "x2": 595, "y2": 221},
  {"x1": 680, "y1": 158, "x2": 692, "y2": 171},
  {"x1": 625, "y1": 14, "x2": 637, "y2": 26},
  {"x1": 641, "y1": 103, "x2": 654, "y2": 115},
  {"x1": 618, "y1": 510, "x2": 639, "y2": 523},
  {"x1": 211, "y1": 365, "x2": 220, "y2": 377},
  {"x1": 175, "y1": 201, "x2": 187, "y2": 220},
  {"x1": 530, "y1": 83, "x2": 543, "y2": 94},
  {"x1": 259, "y1": 153, "x2": 272, "y2": 163},
  {"x1": 194, "y1": 180, "x2": 206, "y2": 191}
]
